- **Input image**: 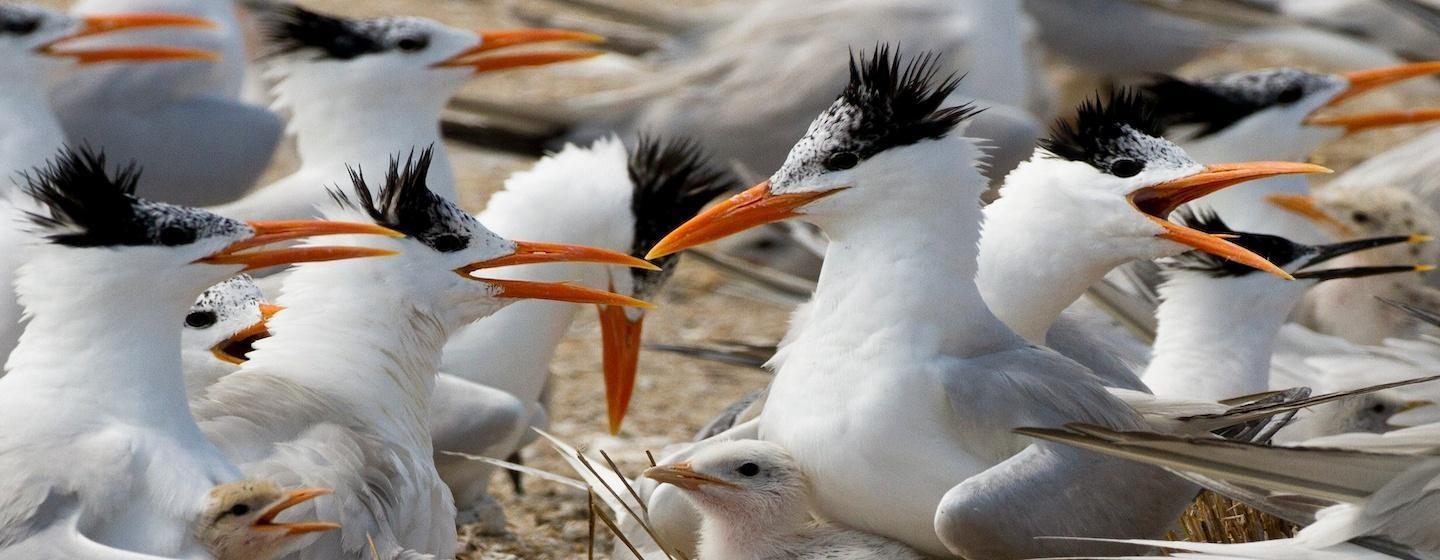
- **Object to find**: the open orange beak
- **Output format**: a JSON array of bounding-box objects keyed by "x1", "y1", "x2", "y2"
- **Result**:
[
  {"x1": 1306, "y1": 109, "x2": 1440, "y2": 134},
  {"x1": 1130, "y1": 161, "x2": 1331, "y2": 280},
  {"x1": 598, "y1": 304, "x2": 644, "y2": 435},
  {"x1": 1327, "y1": 62, "x2": 1440, "y2": 106},
  {"x1": 253, "y1": 488, "x2": 341, "y2": 535},
  {"x1": 456, "y1": 241, "x2": 656, "y2": 308},
  {"x1": 432, "y1": 28, "x2": 603, "y2": 74},
  {"x1": 642, "y1": 462, "x2": 738, "y2": 491},
  {"x1": 210, "y1": 303, "x2": 282, "y2": 365},
  {"x1": 1265, "y1": 193, "x2": 1356, "y2": 237},
  {"x1": 40, "y1": 13, "x2": 219, "y2": 64},
  {"x1": 647, "y1": 180, "x2": 843, "y2": 260},
  {"x1": 1304, "y1": 62, "x2": 1440, "y2": 134},
  {"x1": 198, "y1": 220, "x2": 402, "y2": 271}
]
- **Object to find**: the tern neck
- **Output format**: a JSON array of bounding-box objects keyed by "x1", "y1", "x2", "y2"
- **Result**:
[
  {"x1": 0, "y1": 77, "x2": 66, "y2": 179},
  {"x1": 4, "y1": 253, "x2": 199, "y2": 430},
  {"x1": 695, "y1": 487, "x2": 812, "y2": 560},
  {"x1": 1142, "y1": 273, "x2": 1304, "y2": 399},
  {"x1": 804, "y1": 141, "x2": 1022, "y2": 356}
]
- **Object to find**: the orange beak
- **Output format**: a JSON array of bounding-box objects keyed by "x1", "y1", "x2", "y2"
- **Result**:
[
  {"x1": 1265, "y1": 193, "x2": 1356, "y2": 237},
  {"x1": 432, "y1": 28, "x2": 603, "y2": 74},
  {"x1": 1305, "y1": 108, "x2": 1440, "y2": 134},
  {"x1": 198, "y1": 220, "x2": 403, "y2": 271},
  {"x1": 1328, "y1": 61, "x2": 1440, "y2": 106},
  {"x1": 646, "y1": 180, "x2": 844, "y2": 260},
  {"x1": 41, "y1": 13, "x2": 219, "y2": 64},
  {"x1": 642, "y1": 462, "x2": 737, "y2": 491},
  {"x1": 456, "y1": 241, "x2": 656, "y2": 308},
  {"x1": 1130, "y1": 161, "x2": 1331, "y2": 280},
  {"x1": 598, "y1": 304, "x2": 644, "y2": 435},
  {"x1": 209, "y1": 303, "x2": 283, "y2": 366},
  {"x1": 253, "y1": 488, "x2": 341, "y2": 535}
]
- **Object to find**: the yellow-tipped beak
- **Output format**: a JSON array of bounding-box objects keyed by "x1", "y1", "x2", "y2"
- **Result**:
[
  {"x1": 198, "y1": 220, "x2": 403, "y2": 271},
  {"x1": 432, "y1": 28, "x2": 604, "y2": 73},
  {"x1": 1329, "y1": 61, "x2": 1440, "y2": 105},
  {"x1": 253, "y1": 488, "x2": 341, "y2": 535},
  {"x1": 647, "y1": 180, "x2": 843, "y2": 260},
  {"x1": 642, "y1": 462, "x2": 737, "y2": 491},
  {"x1": 598, "y1": 304, "x2": 644, "y2": 435},
  {"x1": 41, "y1": 13, "x2": 220, "y2": 64},
  {"x1": 1265, "y1": 193, "x2": 1356, "y2": 237}
]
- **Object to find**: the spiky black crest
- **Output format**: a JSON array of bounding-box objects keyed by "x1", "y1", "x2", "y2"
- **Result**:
[
  {"x1": 1041, "y1": 88, "x2": 1167, "y2": 168},
  {"x1": 260, "y1": 3, "x2": 385, "y2": 60},
  {"x1": 335, "y1": 146, "x2": 471, "y2": 252},
  {"x1": 841, "y1": 45, "x2": 978, "y2": 151},
  {"x1": 1165, "y1": 207, "x2": 1303, "y2": 277},
  {"x1": 24, "y1": 147, "x2": 144, "y2": 246},
  {"x1": 628, "y1": 135, "x2": 736, "y2": 261}
]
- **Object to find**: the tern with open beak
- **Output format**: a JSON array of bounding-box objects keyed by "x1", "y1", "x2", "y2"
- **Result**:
[
  {"x1": 0, "y1": 147, "x2": 395, "y2": 557},
  {"x1": 190, "y1": 147, "x2": 655, "y2": 559},
  {"x1": 209, "y1": 2, "x2": 603, "y2": 221}
]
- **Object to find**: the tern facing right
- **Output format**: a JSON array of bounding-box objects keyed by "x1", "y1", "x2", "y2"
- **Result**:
[
  {"x1": 643, "y1": 440, "x2": 925, "y2": 560},
  {"x1": 646, "y1": 47, "x2": 1210, "y2": 559}
]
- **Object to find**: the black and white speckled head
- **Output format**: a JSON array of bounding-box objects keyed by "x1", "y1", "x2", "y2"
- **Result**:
[
  {"x1": 1142, "y1": 69, "x2": 1346, "y2": 140},
  {"x1": 1038, "y1": 89, "x2": 1197, "y2": 180},
  {"x1": 625, "y1": 135, "x2": 735, "y2": 300},
  {"x1": 0, "y1": 4, "x2": 77, "y2": 71},
  {"x1": 768, "y1": 45, "x2": 980, "y2": 195},
  {"x1": 182, "y1": 275, "x2": 268, "y2": 382}
]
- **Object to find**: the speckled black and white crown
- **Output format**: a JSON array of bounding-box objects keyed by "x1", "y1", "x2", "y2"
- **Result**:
[
  {"x1": 1141, "y1": 69, "x2": 1339, "y2": 138},
  {"x1": 257, "y1": 2, "x2": 433, "y2": 61},
  {"x1": 1040, "y1": 89, "x2": 1192, "y2": 177},
  {"x1": 23, "y1": 147, "x2": 244, "y2": 248},
  {"x1": 1163, "y1": 208, "x2": 1303, "y2": 278},
  {"x1": 189, "y1": 275, "x2": 263, "y2": 325},
  {"x1": 334, "y1": 146, "x2": 476, "y2": 253}
]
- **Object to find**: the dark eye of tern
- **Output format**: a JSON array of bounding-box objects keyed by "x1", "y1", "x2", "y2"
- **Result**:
[
  {"x1": 430, "y1": 234, "x2": 465, "y2": 253},
  {"x1": 1276, "y1": 84, "x2": 1304, "y2": 104},
  {"x1": 1352, "y1": 211, "x2": 1370, "y2": 224},
  {"x1": 185, "y1": 310, "x2": 218, "y2": 329},
  {"x1": 825, "y1": 152, "x2": 860, "y2": 171},
  {"x1": 736, "y1": 462, "x2": 760, "y2": 477},
  {"x1": 158, "y1": 225, "x2": 196, "y2": 246},
  {"x1": 226, "y1": 503, "x2": 250, "y2": 517},
  {"x1": 3, "y1": 18, "x2": 39, "y2": 35},
  {"x1": 1371, "y1": 403, "x2": 1387, "y2": 414},
  {"x1": 396, "y1": 35, "x2": 429, "y2": 52},
  {"x1": 1109, "y1": 158, "x2": 1143, "y2": 178}
]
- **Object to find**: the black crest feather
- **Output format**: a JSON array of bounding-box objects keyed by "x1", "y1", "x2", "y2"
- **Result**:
[
  {"x1": 1041, "y1": 88, "x2": 1165, "y2": 165},
  {"x1": 841, "y1": 45, "x2": 979, "y2": 150},
  {"x1": 1140, "y1": 75, "x2": 1265, "y2": 138},
  {"x1": 260, "y1": 3, "x2": 384, "y2": 60},
  {"x1": 23, "y1": 147, "x2": 152, "y2": 247},
  {"x1": 335, "y1": 146, "x2": 470, "y2": 252},
  {"x1": 627, "y1": 135, "x2": 737, "y2": 261},
  {"x1": 1165, "y1": 207, "x2": 1302, "y2": 277}
]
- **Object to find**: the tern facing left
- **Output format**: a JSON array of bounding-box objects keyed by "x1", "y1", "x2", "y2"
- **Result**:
[{"x1": 0, "y1": 148, "x2": 396, "y2": 557}]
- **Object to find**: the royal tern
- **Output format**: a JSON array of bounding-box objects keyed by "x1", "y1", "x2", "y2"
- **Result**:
[
  {"x1": 51, "y1": 0, "x2": 279, "y2": 206},
  {"x1": 646, "y1": 47, "x2": 1203, "y2": 559},
  {"x1": 1140, "y1": 63, "x2": 1440, "y2": 241},
  {"x1": 643, "y1": 440, "x2": 925, "y2": 560},
  {"x1": 0, "y1": 147, "x2": 395, "y2": 557},
  {"x1": 977, "y1": 90, "x2": 1329, "y2": 389},
  {"x1": 209, "y1": 3, "x2": 602, "y2": 221},
  {"x1": 1143, "y1": 209, "x2": 1428, "y2": 400},
  {"x1": 181, "y1": 274, "x2": 277, "y2": 397},
  {"x1": 196, "y1": 481, "x2": 340, "y2": 560},
  {"x1": 191, "y1": 148, "x2": 655, "y2": 559}
]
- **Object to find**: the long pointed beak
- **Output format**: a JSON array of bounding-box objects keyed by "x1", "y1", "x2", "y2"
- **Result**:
[
  {"x1": 1151, "y1": 217, "x2": 1293, "y2": 280},
  {"x1": 254, "y1": 488, "x2": 341, "y2": 535},
  {"x1": 1292, "y1": 264, "x2": 1432, "y2": 282},
  {"x1": 456, "y1": 241, "x2": 656, "y2": 308},
  {"x1": 433, "y1": 28, "x2": 603, "y2": 74},
  {"x1": 470, "y1": 240, "x2": 659, "y2": 271},
  {"x1": 198, "y1": 221, "x2": 403, "y2": 271},
  {"x1": 598, "y1": 304, "x2": 644, "y2": 435},
  {"x1": 1306, "y1": 108, "x2": 1440, "y2": 134},
  {"x1": 1303, "y1": 235, "x2": 1427, "y2": 267},
  {"x1": 479, "y1": 278, "x2": 654, "y2": 308},
  {"x1": 641, "y1": 462, "x2": 737, "y2": 491},
  {"x1": 41, "y1": 13, "x2": 219, "y2": 64},
  {"x1": 1329, "y1": 61, "x2": 1440, "y2": 105},
  {"x1": 1264, "y1": 193, "x2": 1355, "y2": 236},
  {"x1": 1130, "y1": 162, "x2": 1333, "y2": 218},
  {"x1": 647, "y1": 181, "x2": 843, "y2": 260}
]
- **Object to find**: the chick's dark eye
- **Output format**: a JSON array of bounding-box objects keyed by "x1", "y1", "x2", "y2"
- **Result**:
[
  {"x1": 825, "y1": 152, "x2": 859, "y2": 171},
  {"x1": 185, "y1": 311, "x2": 218, "y2": 329},
  {"x1": 430, "y1": 234, "x2": 465, "y2": 252},
  {"x1": 1371, "y1": 403, "x2": 1387, "y2": 414},
  {"x1": 1109, "y1": 158, "x2": 1143, "y2": 178},
  {"x1": 226, "y1": 504, "x2": 250, "y2": 516},
  {"x1": 1352, "y1": 211, "x2": 1370, "y2": 224},
  {"x1": 158, "y1": 225, "x2": 195, "y2": 246},
  {"x1": 396, "y1": 36, "x2": 428, "y2": 52},
  {"x1": 736, "y1": 463, "x2": 760, "y2": 477},
  {"x1": 1276, "y1": 84, "x2": 1304, "y2": 104}
]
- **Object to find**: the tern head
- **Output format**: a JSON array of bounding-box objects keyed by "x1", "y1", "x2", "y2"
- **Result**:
[
  {"x1": 1143, "y1": 64, "x2": 1440, "y2": 159},
  {"x1": 0, "y1": 4, "x2": 217, "y2": 79},
  {"x1": 196, "y1": 480, "x2": 339, "y2": 560},
  {"x1": 646, "y1": 46, "x2": 984, "y2": 259},
  {"x1": 182, "y1": 276, "x2": 278, "y2": 386},
  {"x1": 1162, "y1": 208, "x2": 1428, "y2": 287},
  {"x1": 18, "y1": 147, "x2": 400, "y2": 303},
  {"x1": 643, "y1": 440, "x2": 808, "y2": 521},
  {"x1": 329, "y1": 146, "x2": 655, "y2": 332},
  {"x1": 991, "y1": 89, "x2": 1329, "y2": 279},
  {"x1": 1267, "y1": 187, "x2": 1440, "y2": 249},
  {"x1": 258, "y1": 3, "x2": 600, "y2": 110}
]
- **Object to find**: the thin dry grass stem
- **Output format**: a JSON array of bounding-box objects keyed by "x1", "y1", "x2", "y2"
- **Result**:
[
  {"x1": 367, "y1": 534, "x2": 379, "y2": 560},
  {"x1": 646, "y1": 450, "x2": 658, "y2": 467},
  {"x1": 1171, "y1": 491, "x2": 1297, "y2": 546},
  {"x1": 591, "y1": 499, "x2": 646, "y2": 559},
  {"x1": 601, "y1": 449, "x2": 649, "y2": 514},
  {"x1": 588, "y1": 490, "x2": 597, "y2": 560},
  {"x1": 574, "y1": 450, "x2": 683, "y2": 560}
]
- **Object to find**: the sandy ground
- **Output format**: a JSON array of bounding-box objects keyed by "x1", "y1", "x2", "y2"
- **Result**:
[{"x1": 28, "y1": 0, "x2": 1440, "y2": 557}]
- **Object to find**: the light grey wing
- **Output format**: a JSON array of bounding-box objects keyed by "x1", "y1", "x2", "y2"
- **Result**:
[
  {"x1": 934, "y1": 346, "x2": 1197, "y2": 559},
  {"x1": 427, "y1": 373, "x2": 528, "y2": 510},
  {"x1": 0, "y1": 504, "x2": 179, "y2": 560},
  {"x1": 694, "y1": 386, "x2": 769, "y2": 440},
  {"x1": 1047, "y1": 311, "x2": 1149, "y2": 391}
]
